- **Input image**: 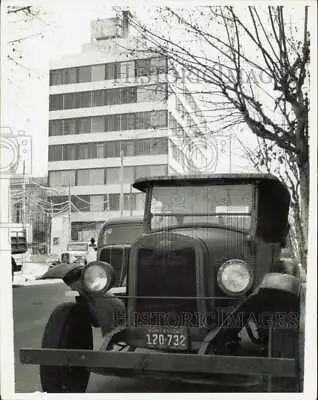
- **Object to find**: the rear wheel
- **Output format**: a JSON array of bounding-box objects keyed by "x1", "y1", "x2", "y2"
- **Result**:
[{"x1": 40, "y1": 302, "x2": 93, "y2": 393}]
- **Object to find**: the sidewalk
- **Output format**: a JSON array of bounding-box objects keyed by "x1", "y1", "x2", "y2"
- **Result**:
[{"x1": 12, "y1": 261, "x2": 62, "y2": 287}]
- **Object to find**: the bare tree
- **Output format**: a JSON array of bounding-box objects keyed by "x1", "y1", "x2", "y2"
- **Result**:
[
  {"x1": 239, "y1": 137, "x2": 305, "y2": 267},
  {"x1": 123, "y1": 5, "x2": 310, "y2": 268},
  {"x1": 7, "y1": 4, "x2": 51, "y2": 74}
]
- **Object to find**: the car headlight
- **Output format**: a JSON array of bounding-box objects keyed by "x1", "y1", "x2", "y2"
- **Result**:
[
  {"x1": 82, "y1": 261, "x2": 114, "y2": 293},
  {"x1": 217, "y1": 259, "x2": 253, "y2": 296}
]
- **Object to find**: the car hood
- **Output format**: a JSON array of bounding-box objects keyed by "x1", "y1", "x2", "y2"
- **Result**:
[
  {"x1": 63, "y1": 251, "x2": 87, "y2": 256},
  {"x1": 150, "y1": 225, "x2": 255, "y2": 267}
]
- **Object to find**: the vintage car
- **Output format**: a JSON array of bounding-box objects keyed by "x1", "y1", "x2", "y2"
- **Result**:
[
  {"x1": 20, "y1": 174, "x2": 303, "y2": 392},
  {"x1": 96, "y1": 216, "x2": 144, "y2": 287},
  {"x1": 60, "y1": 242, "x2": 90, "y2": 265}
]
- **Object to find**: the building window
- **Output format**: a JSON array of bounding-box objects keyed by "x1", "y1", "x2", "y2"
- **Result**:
[
  {"x1": 121, "y1": 140, "x2": 135, "y2": 157},
  {"x1": 78, "y1": 143, "x2": 90, "y2": 159},
  {"x1": 123, "y1": 166, "x2": 135, "y2": 183},
  {"x1": 91, "y1": 116, "x2": 105, "y2": 132},
  {"x1": 49, "y1": 170, "x2": 75, "y2": 186},
  {"x1": 50, "y1": 70, "x2": 63, "y2": 85},
  {"x1": 78, "y1": 66, "x2": 91, "y2": 83},
  {"x1": 121, "y1": 113, "x2": 137, "y2": 131},
  {"x1": 106, "y1": 115, "x2": 121, "y2": 132},
  {"x1": 92, "y1": 90, "x2": 104, "y2": 107},
  {"x1": 48, "y1": 145, "x2": 63, "y2": 161},
  {"x1": 63, "y1": 119, "x2": 77, "y2": 135},
  {"x1": 152, "y1": 137, "x2": 168, "y2": 154},
  {"x1": 121, "y1": 86, "x2": 137, "y2": 103},
  {"x1": 134, "y1": 138, "x2": 167, "y2": 156},
  {"x1": 90, "y1": 195, "x2": 105, "y2": 212},
  {"x1": 135, "y1": 139, "x2": 152, "y2": 156},
  {"x1": 150, "y1": 57, "x2": 167, "y2": 75},
  {"x1": 77, "y1": 118, "x2": 91, "y2": 134},
  {"x1": 106, "y1": 167, "x2": 120, "y2": 184},
  {"x1": 49, "y1": 120, "x2": 63, "y2": 136},
  {"x1": 77, "y1": 169, "x2": 104, "y2": 186},
  {"x1": 92, "y1": 64, "x2": 106, "y2": 81},
  {"x1": 135, "y1": 58, "x2": 151, "y2": 77},
  {"x1": 109, "y1": 194, "x2": 120, "y2": 210},
  {"x1": 64, "y1": 93, "x2": 77, "y2": 109},
  {"x1": 137, "y1": 86, "x2": 153, "y2": 103},
  {"x1": 64, "y1": 144, "x2": 77, "y2": 160},
  {"x1": 105, "y1": 63, "x2": 119, "y2": 80},
  {"x1": 78, "y1": 92, "x2": 91, "y2": 108},
  {"x1": 91, "y1": 142, "x2": 105, "y2": 158},
  {"x1": 49, "y1": 94, "x2": 63, "y2": 111},
  {"x1": 124, "y1": 193, "x2": 136, "y2": 210},
  {"x1": 126, "y1": 113, "x2": 136, "y2": 130},
  {"x1": 151, "y1": 110, "x2": 168, "y2": 128},
  {"x1": 105, "y1": 141, "x2": 119, "y2": 157},
  {"x1": 136, "y1": 111, "x2": 151, "y2": 130},
  {"x1": 72, "y1": 195, "x2": 90, "y2": 212},
  {"x1": 154, "y1": 83, "x2": 168, "y2": 101},
  {"x1": 106, "y1": 88, "x2": 120, "y2": 105},
  {"x1": 48, "y1": 195, "x2": 68, "y2": 206},
  {"x1": 49, "y1": 111, "x2": 167, "y2": 137},
  {"x1": 119, "y1": 61, "x2": 135, "y2": 80},
  {"x1": 62, "y1": 68, "x2": 77, "y2": 84}
]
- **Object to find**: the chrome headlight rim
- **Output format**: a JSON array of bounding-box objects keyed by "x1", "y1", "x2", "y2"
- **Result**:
[
  {"x1": 217, "y1": 259, "x2": 253, "y2": 296},
  {"x1": 81, "y1": 261, "x2": 114, "y2": 293}
]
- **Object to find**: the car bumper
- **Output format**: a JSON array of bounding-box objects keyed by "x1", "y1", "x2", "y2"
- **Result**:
[{"x1": 20, "y1": 348, "x2": 297, "y2": 378}]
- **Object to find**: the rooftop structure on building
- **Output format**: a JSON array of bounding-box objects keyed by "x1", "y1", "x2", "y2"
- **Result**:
[{"x1": 48, "y1": 11, "x2": 208, "y2": 242}]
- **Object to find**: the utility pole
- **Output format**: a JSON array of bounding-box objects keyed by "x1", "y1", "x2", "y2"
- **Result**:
[
  {"x1": 129, "y1": 184, "x2": 133, "y2": 216},
  {"x1": 50, "y1": 200, "x2": 53, "y2": 255},
  {"x1": 119, "y1": 148, "x2": 124, "y2": 217},
  {"x1": 68, "y1": 184, "x2": 71, "y2": 242},
  {"x1": 22, "y1": 160, "x2": 26, "y2": 226}
]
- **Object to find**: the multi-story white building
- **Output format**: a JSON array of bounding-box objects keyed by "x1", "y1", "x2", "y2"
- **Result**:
[{"x1": 48, "y1": 12, "x2": 208, "y2": 241}]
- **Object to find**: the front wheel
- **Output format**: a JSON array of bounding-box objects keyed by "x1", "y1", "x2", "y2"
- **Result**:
[{"x1": 40, "y1": 302, "x2": 93, "y2": 393}]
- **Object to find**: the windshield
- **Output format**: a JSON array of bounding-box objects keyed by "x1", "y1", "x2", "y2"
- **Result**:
[
  {"x1": 101, "y1": 223, "x2": 144, "y2": 246},
  {"x1": 150, "y1": 184, "x2": 254, "y2": 231},
  {"x1": 67, "y1": 243, "x2": 88, "y2": 252}
]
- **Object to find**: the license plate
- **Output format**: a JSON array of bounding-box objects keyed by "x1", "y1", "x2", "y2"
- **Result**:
[{"x1": 145, "y1": 327, "x2": 188, "y2": 350}]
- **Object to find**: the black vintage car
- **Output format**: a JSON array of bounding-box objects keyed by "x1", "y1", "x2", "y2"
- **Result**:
[{"x1": 20, "y1": 174, "x2": 303, "y2": 392}]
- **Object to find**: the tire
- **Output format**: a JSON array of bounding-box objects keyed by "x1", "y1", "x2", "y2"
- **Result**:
[{"x1": 40, "y1": 302, "x2": 93, "y2": 393}]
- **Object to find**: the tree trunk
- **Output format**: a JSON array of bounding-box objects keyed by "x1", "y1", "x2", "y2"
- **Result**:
[{"x1": 298, "y1": 160, "x2": 309, "y2": 270}]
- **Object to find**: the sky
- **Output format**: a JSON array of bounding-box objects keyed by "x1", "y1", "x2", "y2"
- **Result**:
[
  {"x1": 4, "y1": 0, "x2": 312, "y2": 177},
  {"x1": 6, "y1": 0, "x2": 116, "y2": 176}
]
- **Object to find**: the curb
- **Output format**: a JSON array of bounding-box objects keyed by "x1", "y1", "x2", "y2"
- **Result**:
[{"x1": 12, "y1": 278, "x2": 63, "y2": 287}]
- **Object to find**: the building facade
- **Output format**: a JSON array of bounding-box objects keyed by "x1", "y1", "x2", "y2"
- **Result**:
[
  {"x1": 10, "y1": 176, "x2": 50, "y2": 253},
  {"x1": 48, "y1": 13, "x2": 208, "y2": 242}
]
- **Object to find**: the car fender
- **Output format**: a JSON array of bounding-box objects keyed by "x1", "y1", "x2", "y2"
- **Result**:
[
  {"x1": 40, "y1": 263, "x2": 81, "y2": 280},
  {"x1": 200, "y1": 273, "x2": 301, "y2": 354},
  {"x1": 245, "y1": 272, "x2": 300, "y2": 314},
  {"x1": 84, "y1": 291, "x2": 126, "y2": 335},
  {"x1": 255, "y1": 272, "x2": 300, "y2": 298}
]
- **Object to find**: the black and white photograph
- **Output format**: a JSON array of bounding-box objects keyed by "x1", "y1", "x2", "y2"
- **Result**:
[{"x1": 0, "y1": 0, "x2": 316, "y2": 397}]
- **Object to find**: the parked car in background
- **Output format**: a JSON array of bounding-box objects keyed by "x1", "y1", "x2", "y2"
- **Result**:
[
  {"x1": 96, "y1": 216, "x2": 144, "y2": 286},
  {"x1": 21, "y1": 174, "x2": 302, "y2": 393},
  {"x1": 11, "y1": 227, "x2": 28, "y2": 273},
  {"x1": 60, "y1": 242, "x2": 90, "y2": 265}
]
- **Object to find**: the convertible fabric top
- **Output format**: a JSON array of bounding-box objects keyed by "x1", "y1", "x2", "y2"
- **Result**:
[{"x1": 133, "y1": 173, "x2": 289, "y2": 194}]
